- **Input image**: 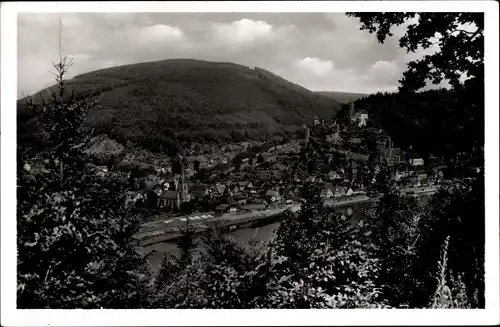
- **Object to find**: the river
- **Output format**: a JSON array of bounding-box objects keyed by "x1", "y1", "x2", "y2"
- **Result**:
[
  {"x1": 141, "y1": 194, "x2": 432, "y2": 273},
  {"x1": 141, "y1": 221, "x2": 281, "y2": 272},
  {"x1": 140, "y1": 202, "x2": 374, "y2": 273}
]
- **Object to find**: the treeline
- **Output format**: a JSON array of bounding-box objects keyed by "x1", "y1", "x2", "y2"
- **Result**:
[{"x1": 337, "y1": 89, "x2": 483, "y2": 167}]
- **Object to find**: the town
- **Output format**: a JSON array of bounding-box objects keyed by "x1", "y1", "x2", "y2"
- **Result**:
[{"x1": 88, "y1": 101, "x2": 446, "y2": 244}]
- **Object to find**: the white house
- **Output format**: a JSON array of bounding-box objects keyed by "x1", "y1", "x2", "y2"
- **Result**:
[
  {"x1": 394, "y1": 169, "x2": 409, "y2": 182},
  {"x1": 125, "y1": 191, "x2": 145, "y2": 208},
  {"x1": 320, "y1": 187, "x2": 334, "y2": 199},
  {"x1": 409, "y1": 158, "x2": 425, "y2": 166},
  {"x1": 333, "y1": 186, "x2": 343, "y2": 198},
  {"x1": 407, "y1": 152, "x2": 424, "y2": 166},
  {"x1": 313, "y1": 116, "x2": 320, "y2": 126},
  {"x1": 355, "y1": 109, "x2": 369, "y2": 127},
  {"x1": 328, "y1": 171, "x2": 343, "y2": 181},
  {"x1": 358, "y1": 114, "x2": 368, "y2": 127}
]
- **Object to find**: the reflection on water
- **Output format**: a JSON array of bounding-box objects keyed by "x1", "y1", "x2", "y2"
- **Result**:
[
  {"x1": 230, "y1": 221, "x2": 282, "y2": 247},
  {"x1": 142, "y1": 221, "x2": 281, "y2": 273},
  {"x1": 142, "y1": 196, "x2": 431, "y2": 273},
  {"x1": 141, "y1": 200, "x2": 403, "y2": 273}
]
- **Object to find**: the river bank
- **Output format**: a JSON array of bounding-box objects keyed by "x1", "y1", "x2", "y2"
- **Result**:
[
  {"x1": 141, "y1": 221, "x2": 281, "y2": 273},
  {"x1": 140, "y1": 193, "x2": 433, "y2": 273},
  {"x1": 140, "y1": 203, "x2": 368, "y2": 273}
]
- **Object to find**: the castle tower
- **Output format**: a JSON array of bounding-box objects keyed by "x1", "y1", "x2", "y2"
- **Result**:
[
  {"x1": 303, "y1": 125, "x2": 310, "y2": 148},
  {"x1": 349, "y1": 102, "x2": 355, "y2": 121},
  {"x1": 303, "y1": 125, "x2": 311, "y2": 163}
]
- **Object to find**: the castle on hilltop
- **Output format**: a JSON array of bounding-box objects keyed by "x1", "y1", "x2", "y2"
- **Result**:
[{"x1": 349, "y1": 102, "x2": 369, "y2": 127}]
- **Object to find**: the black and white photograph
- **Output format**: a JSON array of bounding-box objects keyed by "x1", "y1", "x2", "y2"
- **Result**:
[{"x1": 1, "y1": 1, "x2": 499, "y2": 326}]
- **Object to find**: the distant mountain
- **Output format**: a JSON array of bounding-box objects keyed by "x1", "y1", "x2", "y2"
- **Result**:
[
  {"x1": 18, "y1": 59, "x2": 341, "y2": 151},
  {"x1": 316, "y1": 91, "x2": 369, "y2": 104}
]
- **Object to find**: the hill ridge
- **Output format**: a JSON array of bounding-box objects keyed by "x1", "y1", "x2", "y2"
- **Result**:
[
  {"x1": 316, "y1": 91, "x2": 369, "y2": 104},
  {"x1": 18, "y1": 58, "x2": 341, "y2": 151}
]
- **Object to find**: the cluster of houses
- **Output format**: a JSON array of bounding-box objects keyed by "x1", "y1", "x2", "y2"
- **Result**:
[
  {"x1": 104, "y1": 103, "x2": 446, "y2": 217},
  {"x1": 305, "y1": 112, "x2": 443, "y2": 191},
  {"x1": 195, "y1": 154, "x2": 230, "y2": 170},
  {"x1": 121, "y1": 168, "x2": 192, "y2": 210},
  {"x1": 189, "y1": 180, "x2": 297, "y2": 213}
]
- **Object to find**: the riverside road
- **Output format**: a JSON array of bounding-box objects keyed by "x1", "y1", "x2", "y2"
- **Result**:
[{"x1": 133, "y1": 185, "x2": 438, "y2": 246}]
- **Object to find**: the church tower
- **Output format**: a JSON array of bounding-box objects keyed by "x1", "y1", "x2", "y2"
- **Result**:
[{"x1": 177, "y1": 155, "x2": 189, "y2": 203}]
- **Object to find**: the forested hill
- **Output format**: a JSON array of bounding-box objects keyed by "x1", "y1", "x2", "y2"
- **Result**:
[
  {"x1": 17, "y1": 59, "x2": 341, "y2": 151},
  {"x1": 336, "y1": 89, "x2": 484, "y2": 165},
  {"x1": 316, "y1": 91, "x2": 369, "y2": 104}
]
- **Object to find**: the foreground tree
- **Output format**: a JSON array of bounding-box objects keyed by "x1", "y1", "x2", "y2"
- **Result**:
[
  {"x1": 429, "y1": 236, "x2": 471, "y2": 309},
  {"x1": 364, "y1": 190, "x2": 423, "y2": 307},
  {"x1": 248, "y1": 184, "x2": 389, "y2": 308},
  {"x1": 347, "y1": 13, "x2": 483, "y2": 92},
  {"x1": 151, "y1": 218, "x2": 258, "y2": 308},
  {"x1": 17, "y1": 48, "x2": 149, "y2": 308},
  {"x1": 413, "y1": 176, "x2": 485, "y2": 308},
  {"x1": 348, "y1": 13, "x2": 485, "y2": 308}
]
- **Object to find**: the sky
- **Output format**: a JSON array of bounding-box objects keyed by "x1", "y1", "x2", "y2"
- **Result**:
[{"x1": 17, "y1": 12, "x2": 443, "y2": 98}]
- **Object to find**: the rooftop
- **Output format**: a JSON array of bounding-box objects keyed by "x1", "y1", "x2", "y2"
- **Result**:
[
  {"x1": 407, "y1": 152, "x2": 423, "y2": 159},
  {"x1": 380, "y1": 147, "x2": 401, "y2": 157},
  {"x1": 159, "y1": 190, "x2": 178, "y2": 199}
]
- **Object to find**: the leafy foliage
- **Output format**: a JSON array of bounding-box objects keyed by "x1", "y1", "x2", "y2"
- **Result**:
[
  {"x1": 151, "y1": 184, "x2": 393, "y2": 308},
  {"x1": 413, "y1": 176, "x2": 485, "y2": 308},
  {"x1": 345, "y1": 13, "x2": 483, "y2": 169},
  {"x1": 17, "y1": 60, "x2": 150, "y2": 308},
  {"x1": 365, "y1": 191, "x2": 422, "y2": 307},
  {"x1": 151, "y1": 219, "x2": 258, "y2": 308},
  {"x1": 347, "y1": 13, "x2": 483, "y2": 92},
  {"x1": 429, "y1": 236, "x2": 471, "y2": 309},
  {"x1": 343, "y1": 12, "x2": 485, "y2": 309}
]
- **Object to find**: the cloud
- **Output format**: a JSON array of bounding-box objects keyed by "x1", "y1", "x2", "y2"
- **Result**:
[
  {"x1": 17, "y1": 13, "x2": 454, "y2": 97},
  {"x1": 67, "y1": 53, "x2": 91, "y2": 62},
  {"x1": 65, "y1": 54, "x2": 120, "y2": 75},
  {"x1": 138, "y1": 24, "x2": 185, "y2": 44},
  {"x1": 295, "y1": 57, "x2": 335, "y2": 77},
  {"x1": 211, "y1": 19, "x2": 295, "y2": 49},
  {"x1": 369, "y1": 60, "x2": 400, "y2": 82},
  {"x1": 212, "y1": 19, "x2": 272, "y2": 43}
]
